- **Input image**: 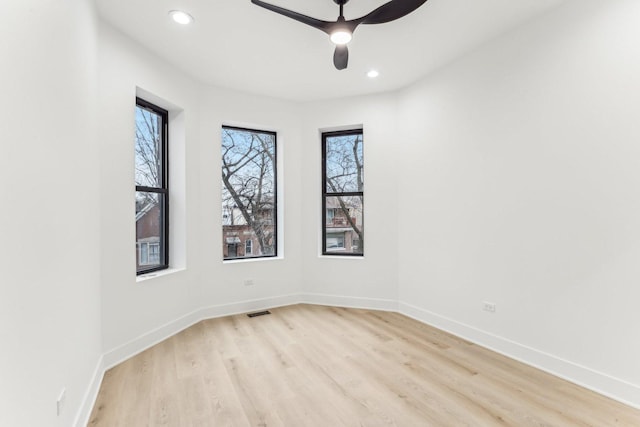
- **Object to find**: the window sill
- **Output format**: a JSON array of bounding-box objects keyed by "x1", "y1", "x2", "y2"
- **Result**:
[
  {"x1": 320, "y1": 255, "x2": 365, "y2": 260},
  {"x1": 136, "y1": 267, "x2": 185, "y2": 283},
  {"x1": 223, "y1": 256, "x2": 284, "y2": 265}
]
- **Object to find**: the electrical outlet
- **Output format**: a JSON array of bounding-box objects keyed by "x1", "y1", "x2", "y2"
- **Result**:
[
  {"x1": 483, "y1": 301, "x2": 497, "y2": 313},
  {"x1": 244, "y1": 279, "x2": 254, "y2": 286},
  {"x1": 57, "y1": 388, "x2": 66, "y2": 416}
]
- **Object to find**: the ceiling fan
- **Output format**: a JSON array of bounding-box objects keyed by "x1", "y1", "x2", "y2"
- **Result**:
[{"x1": 251, "y1": 0, "x2": 429, "y2": 70}]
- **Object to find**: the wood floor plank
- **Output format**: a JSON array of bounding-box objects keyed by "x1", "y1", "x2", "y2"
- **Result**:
[{"x1": 88, "y1": 305, "x2": 640, "y2": 426}]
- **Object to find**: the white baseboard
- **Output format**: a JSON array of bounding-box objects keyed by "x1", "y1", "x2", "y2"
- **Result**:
[
  {"x1": 300, "y1": 293, "x2": 398, "y2": 311},
  {"x1": 74, "y1": 355, "x2": 104, "y2": 427},
  {"x1": 102, "y1": 293, "x2": 302, "y2": 370},
  {"x1": 198, "y1": 293, "x2": 301, "y2": 320},
  {"x1": 102, "y1": 308, "x2": 203, "y2": 370},
  {"x1": 100, "y1": 293, "x2": 394, "y2": 372},
  {"x1": 399, "y1": 301, "x2": 640, "y2": 410}
]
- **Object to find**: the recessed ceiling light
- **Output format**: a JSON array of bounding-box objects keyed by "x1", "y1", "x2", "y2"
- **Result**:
[
  {"x1": 367, "y1": 70, "x2": 379, "y2": 78},
  {"x1": 169, "y1": 10, "x2": 194, "y2": 25}
]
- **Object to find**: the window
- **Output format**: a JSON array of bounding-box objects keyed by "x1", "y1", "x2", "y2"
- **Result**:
[
  {"x1": 138, "y1": 242, "x2": 160, "y2": 265},
  {"x1": 327, "y1": 208, "x2": 336, "y2": 222},
  {"x1": 135, "y1": 98, "x2": 169, "y2": 274},
  {"x1": 322, "y1": 129, "x2": 364, "y2": 256},
  {"x1": 221, "y1": 126, "x2": 277, "y2": 260}
]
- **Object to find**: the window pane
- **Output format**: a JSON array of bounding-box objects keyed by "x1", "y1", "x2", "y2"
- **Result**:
[
  {"x1": 325, "y1": 133, "x2": 363, "y2": 193},
  {"x1": 135, "y1": 105, "x2": 162, "y2": 188},
  {"x1": 324, "y1": 195, "x2": 363, "y2": 254},
  {"x1": 136, "y1": 191, "x2": 164, "y2": 270},
  {"x1": 140, "y1": 243, "x2": 148, "y2": 264},
  {"x1": 149, "y1": 243, "x2": 160, "y2": 264},
  {"x1": 222, "y1": 127, "x2": 277, "y2": 260}
]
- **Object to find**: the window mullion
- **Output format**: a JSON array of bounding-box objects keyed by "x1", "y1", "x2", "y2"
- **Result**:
[{"x1": 136, "y1": 186, "x2": 167, "y2": 193}]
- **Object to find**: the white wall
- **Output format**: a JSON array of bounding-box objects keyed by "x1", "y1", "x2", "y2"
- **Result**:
[
  {"x1": 397, "y1": 0, "x2": 640, "y2": 405},
  {"x1": 98, "y1": 24, "x2": 305, "y2": 365},
  {"x1": 198, "y1": 87, "x2": 304, "y2": 307},
  {"x1": 98, "y1": 23, "x2": 201, "y2": 356},
  {"x1": 0, "y1": 0, "x2": 102, "y2": 426},
  {"x1": 300, "y1": 94, "x2": 400, "y2": 308}
]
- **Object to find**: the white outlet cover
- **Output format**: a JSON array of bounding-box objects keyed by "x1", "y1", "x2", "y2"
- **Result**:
[{"x1": 483, "y1": 302, "x2": 497, "y2": 313}]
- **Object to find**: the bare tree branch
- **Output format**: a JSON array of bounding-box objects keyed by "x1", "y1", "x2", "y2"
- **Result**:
[{"x1": 222, "y1": 128, "x2": 276, "y2": 257}]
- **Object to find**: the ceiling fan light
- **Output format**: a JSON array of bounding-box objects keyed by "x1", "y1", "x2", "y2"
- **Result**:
[{"x1": 330, "y1": 30, "x2": 352, "y2": 45}]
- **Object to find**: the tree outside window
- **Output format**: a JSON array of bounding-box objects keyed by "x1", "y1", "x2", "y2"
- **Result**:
[{"x1": 221, "y1": 126, "x2": 277, "y2": 260}]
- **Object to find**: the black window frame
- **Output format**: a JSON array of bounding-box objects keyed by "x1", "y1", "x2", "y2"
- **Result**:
[
  {"x1": 322, "y1": 129, "x2": 364, "y2": 257},
  {"x1": 135, "y1": 97, "x2": 169, "y2": 275},
  {"x1": 221, "y1": 125, "x2": 278, "y2": 261}
]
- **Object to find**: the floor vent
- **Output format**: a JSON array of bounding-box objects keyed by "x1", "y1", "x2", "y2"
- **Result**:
[{"x1": 247, "y1": 310, "x2": 271, "y2": 318}]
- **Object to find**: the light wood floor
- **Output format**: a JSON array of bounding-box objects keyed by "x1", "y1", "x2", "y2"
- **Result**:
[{"x1": 88, "y1": 304, "x2": 640, "y2": 426}]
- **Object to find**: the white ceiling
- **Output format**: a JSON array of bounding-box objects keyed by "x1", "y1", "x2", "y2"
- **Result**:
[{"x1": 96, "y1": 0, "x2": 568, "y2": 101}]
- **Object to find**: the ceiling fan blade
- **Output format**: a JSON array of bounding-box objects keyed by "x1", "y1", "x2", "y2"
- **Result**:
[
  {"x1": 251, "y1": 0, "x2": 333, "y2": 34},
  {"x1": 356, "y1": 0, "x2": 428, "y2": 25},
  {"x1": 333, "y1": 45, "x2": 349, "y2": 70}
]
